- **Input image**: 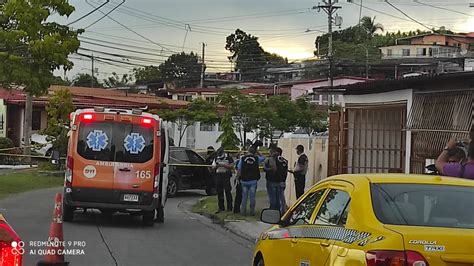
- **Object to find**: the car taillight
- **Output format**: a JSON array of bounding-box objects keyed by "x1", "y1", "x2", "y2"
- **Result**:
[
  {"x1": 0, "y1": 222, "x2": 23, "y2": 266},
  {"x1": 153, "y1": 162, "x2": 160, "y2": 193},
  {"x1": 65, "y1": 156, "x2": 74, "y2": 187},
  {"x1": 366, "y1": 250, "x2": 428, "y2": 266}
]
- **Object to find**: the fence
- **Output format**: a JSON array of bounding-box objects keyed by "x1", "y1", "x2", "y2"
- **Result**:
[{"x1": 278, "y1": 136, "x2": 328, "y2": 206}]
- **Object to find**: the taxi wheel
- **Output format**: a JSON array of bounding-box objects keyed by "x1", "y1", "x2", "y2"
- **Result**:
[
  {"x1": 143, "y1": 210, "x2": 155, "y2": 226},
  {"x1": 254, "y1": 254, "x2": 264, "y2": 266}
]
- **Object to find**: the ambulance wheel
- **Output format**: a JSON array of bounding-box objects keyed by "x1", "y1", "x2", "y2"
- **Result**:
[
  {"x1": 63, "y1": 203, "x2": 74, "y2": 222},
  {"x1": 155, "y1": 204, "x2": 164, "y2": 223},
  {"x1": 143, "y1": 210, "x2": 155, "y2": 226}
]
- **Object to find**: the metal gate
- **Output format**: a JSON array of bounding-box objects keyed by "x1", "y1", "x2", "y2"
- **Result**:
[{"x1": 340, "y1": 104, "x2": 406, "y2": 174}]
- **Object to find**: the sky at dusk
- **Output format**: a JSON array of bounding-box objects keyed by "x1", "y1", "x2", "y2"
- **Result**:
[{"x1": 52, "y1": 0, "x2": 474, "y2": 81}]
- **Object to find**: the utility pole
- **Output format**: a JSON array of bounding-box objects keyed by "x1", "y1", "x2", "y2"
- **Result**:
[
  {"x1": 315, "y1": 0, "x2": 341, "y2": 105},
  {"x1": 91, "y1": 54, "x2": 95, "y2": 88},
  {"x1": 365, "y1": 47, "x2": 369, "y2": 79},
  {"x1": 200, "y1": 42, "x2": 206, "y2": 88}
]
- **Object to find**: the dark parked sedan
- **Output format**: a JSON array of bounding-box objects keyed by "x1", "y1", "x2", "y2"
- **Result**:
[{"x1": 167, "y1": 147, "x2": 215, "y2": 197}]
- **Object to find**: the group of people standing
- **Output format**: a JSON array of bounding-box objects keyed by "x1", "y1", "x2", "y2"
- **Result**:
[{"x1": 206, "y1": 143, "x2": 309, "y2": 217}]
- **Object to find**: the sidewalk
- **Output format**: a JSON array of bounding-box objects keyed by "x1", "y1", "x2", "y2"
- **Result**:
[{"x1": 192, "y1": 190, "x2": 273, "y2": 242}]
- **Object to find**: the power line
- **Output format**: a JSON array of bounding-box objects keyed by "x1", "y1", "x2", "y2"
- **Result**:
[
  {"x1": 413, "y1": 0, "x2": 473, "y2": 17},
  {"x1": 183, "y1": 8, "x2": 312, "y2": 23},
  {"x1": 85, "y1": 0, "x2": 177, "y2": 53},
  {"x1": 348, "y1": 0, "x2": 467, "y2": 32},
  {"x1": 67, "y1": 0, "x2": 110, "y2": 26},
  {"x1": 384, "y1": 0, "x2": 434, "y2": 32},
  {"x1": 84, "y1": 0, "x2": 125, "y2": 29}
]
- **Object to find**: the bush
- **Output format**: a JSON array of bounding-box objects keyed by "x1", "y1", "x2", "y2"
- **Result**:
[{"x1": 0, "y1": 137, "x2": 13, "y2": 150}]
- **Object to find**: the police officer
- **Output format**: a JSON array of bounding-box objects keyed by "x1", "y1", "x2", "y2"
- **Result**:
[
  {"x1": 264, "y1": 147, "x2": 279, "y2": 211},
  {"x1": 237, "y1": 146, "x2": 264, "y2": 216},
  {"x1": 289, "y1": 145, "x2": 308, "y2": 199},
  {"x1": 213, "y1": 147, "x2": 234, "y2": 213},
  {"x1": 275, "y1": 147, "x2": 289, "y2": 214}
]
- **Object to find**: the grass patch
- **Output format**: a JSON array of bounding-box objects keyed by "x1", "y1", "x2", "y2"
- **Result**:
[
  {"x1": 192, "y1": 191, "x2": 268, "y2": 222},
  {"x1": 0, "y1": 169, "x2": 63, "y2": 199}
]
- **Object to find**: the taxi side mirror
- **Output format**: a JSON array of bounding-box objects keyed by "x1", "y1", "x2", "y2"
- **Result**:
[{"x1": 260, "y1": 208, "x2": 281, "y2": 224}]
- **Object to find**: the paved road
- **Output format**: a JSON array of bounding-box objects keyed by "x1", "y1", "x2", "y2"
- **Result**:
[{"x1": 0, "y1": 187, "x2": 254, "y2": 266}]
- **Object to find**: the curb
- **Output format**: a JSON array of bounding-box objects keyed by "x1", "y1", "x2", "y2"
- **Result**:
[{"x1": 191, "y1": 196, "x2": 257, "y2": 243}]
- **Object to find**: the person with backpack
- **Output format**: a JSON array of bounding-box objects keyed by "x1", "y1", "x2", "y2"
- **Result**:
[
  {"x1": 212, "y1": 147, "x2": 234, "y2": 213},
  {"x1": 436, "y1": 138, "x2": 474, "y2": 179},
  {"x1": 236, "y1": 146, "x2": 265, "y2": 216},
  {"x1": 264, "y1": 147, "x2": 279, "y2": 211},
  {"x1": 289, "y1": 145, "x2": 309, "y2": 199},
  {"x1": 275, "y1": 147, "x2": 289, "y2": 214}
]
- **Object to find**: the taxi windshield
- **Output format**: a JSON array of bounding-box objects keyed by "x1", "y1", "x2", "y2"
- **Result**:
[
  {"x1": 77, "y1": 121, "x2": 154, "y2": 163},
  {"x1": 371, "y1": 183, "x2": 474, "y2": 229}
]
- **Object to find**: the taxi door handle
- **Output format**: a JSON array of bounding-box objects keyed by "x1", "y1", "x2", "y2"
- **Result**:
[
  {"x1": 291, "y1": 237, "x2": 298, "y2": 244},
  {"x1": 320, "y1": 242, "x2": 330, "y2": 247}
]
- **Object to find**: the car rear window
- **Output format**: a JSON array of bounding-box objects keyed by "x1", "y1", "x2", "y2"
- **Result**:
[
  {"x1": 371, "y1": 183, "x2": 474, "y2": 229},
  {"x1": 77, "y1": 122, "x2": 154, "y2": 163}
]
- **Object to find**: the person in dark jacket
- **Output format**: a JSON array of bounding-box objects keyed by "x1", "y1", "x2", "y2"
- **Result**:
[
  {"x1": 236, "y1": 146, "x2": 265, "y2": 216},
  {"x1": 213, "y1": 147, "x2": 234, "y2": 213},
  {"x1": 275, "y1": 147, "x2": 289, "y2": 214},
  {"x1": 233, "y1": 157, "x2": 242, "y2": 214},
  {"x1": 264, "y1": 147, "x2": 279, "y2": 210},
  {"x1": 289, "y1": 145, "x2": 308, "y2": 199}
]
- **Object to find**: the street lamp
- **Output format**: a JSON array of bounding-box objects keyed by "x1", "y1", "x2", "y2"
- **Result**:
[{"x1": 357, "y1": 44, "x2": 369, "y2": 80}]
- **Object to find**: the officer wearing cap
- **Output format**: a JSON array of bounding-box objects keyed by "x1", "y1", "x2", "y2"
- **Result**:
[{"x1": 289, "y1": 144, "x2": 308, "y2": 199}]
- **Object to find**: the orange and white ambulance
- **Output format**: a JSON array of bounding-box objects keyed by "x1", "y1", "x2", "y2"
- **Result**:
[{"x1": 63, "y1": 107, "x2": 170, "y2": 226}]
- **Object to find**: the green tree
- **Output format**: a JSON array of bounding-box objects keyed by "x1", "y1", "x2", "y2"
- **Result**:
[
  {"x1": 265, "y1": 96, "x2": 299, "y2": 138},
  {"x1": 226, "y1": 29, "x2": 267, "y2": 82},
  {"x1": 217, "y1": 111, "x2": 240, "y2": 150},
  {"x1": 0, "y1": 0, "x2": 82, "y2": 159},
  {"x1": 103, "y1": 72, "x2": 130, "y2": 88},
  {"x1": 159, "y1": 52, "x2": 202, "y2": 88},
  {"x1": 153, "y1": 99, "x2": 218, "y2": 146},
  {"x1": 360, "y1": 16, "x2": 384, "y2": 37},
  {"x1": 264, "y1": 52, "x2": 288, "y2": 67},
  {"x1": 72, "y1": 73, "x2": 101, "y2": 88},
  {"x1": 218, "y1": 88, "x2": 260, "y2": 146},
  {"x1": 51, "y1": 76, "x2": 71, "y2": 86},
  {"x1": 295, "y1": 98, "x2": 328, "y2": 135},
  {"x1": 42, "y1": 89, "x2": 74, "y2": 156},
  {"x1": 133, "y1": 65, "x2": 161, "y2": 85}
]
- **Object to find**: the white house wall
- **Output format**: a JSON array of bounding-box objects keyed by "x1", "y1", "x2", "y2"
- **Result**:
[{"x1": 170, "y1": 121, "x2": 255, "y2": 150}]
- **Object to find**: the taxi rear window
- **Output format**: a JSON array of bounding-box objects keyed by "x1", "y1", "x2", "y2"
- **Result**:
[
  {"x1": 77, "y1": 121, "x2": 154, "y2": 163},
  {"x1": 371, "y1": 183, "x2": 474, "y2": 229}
]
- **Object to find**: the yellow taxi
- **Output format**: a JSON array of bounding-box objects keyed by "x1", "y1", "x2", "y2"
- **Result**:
[{"x1": 254, "y1": 174, "x2": 474, "y2": 266}]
